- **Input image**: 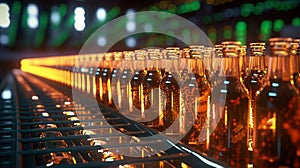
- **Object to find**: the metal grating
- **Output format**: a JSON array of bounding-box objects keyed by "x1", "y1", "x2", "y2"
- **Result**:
[{"x1": 0, "y1": 69, "x2": 227, "y2": 168}]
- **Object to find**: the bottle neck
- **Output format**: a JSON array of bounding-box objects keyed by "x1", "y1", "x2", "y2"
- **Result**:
[
  {"x1": 219, "y1": 57, "x2": 240, "y2": 77},
  {"x1": 267, "y1": 56, "x2": 291, "y2": 81},
  {"x1": 249, "y1": 56, "x2": 265, "y2": 71},
  {"x1": 164, "y1": 58, "x2": 179, "y2": 72}
]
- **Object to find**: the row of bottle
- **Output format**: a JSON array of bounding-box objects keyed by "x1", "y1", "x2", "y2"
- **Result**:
[{"x1": 20, "y1": 37, "x2": 300, "y2": 168}]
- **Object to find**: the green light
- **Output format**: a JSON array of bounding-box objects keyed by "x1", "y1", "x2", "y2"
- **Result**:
[
  {"x1": 107, "y1": 6, "x2": 120, "y2": 21},
  {"x1": 8, "y1": 1, "x2": 21, "y2": 47},
  {"x1": 264, "y1": 0, "x2": 273, "y2": 10},
  {"x1": 292, "y1": 17, "x2": 300, "y2": 26},
  {"x1": 149, "y1": 6, "x2": 159, "y2": 11},
  {"x1": 260, "y1": 20, "x2": 272, "y2": 41},
  {"x1": 58, "y1": 4, "x2": 67, "y2": 18},
  {"x1": 177, "y1": 1, "x2": 200, "y2": 14},
  {"x1": 208, "y1": 28, "x2": 216, "y2": 44},
  {"x1": 223, "y1": 26, "x2": 232, "y2": 39},
  {"x1": 34, "y1": 12, "x2": 48, "y2": 47},
  {"x1": 203, "y1": 16, "x2": 212, "y2": 24},
  {"x1": 235, "y1": 21, "x2": 247, "y2": 45},
  {"x1": 214, "y1": 13, "x2": 222, "y2": 21},
  {"x1": 273, "y1": 19, "x2": 284, "y2": 32},
  {"x1": 241, "y1": 3, "x2": 254, "y2": 17},
  {"x1": 236, "y1": 21, "x2": 247, "y2": 31},
  {"x1": 254, "y1": 2, "x2": 263, "y2": 15}
]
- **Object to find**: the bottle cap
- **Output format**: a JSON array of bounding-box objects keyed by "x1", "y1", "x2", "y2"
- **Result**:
[
  {"x1": 250, "y1": 42, "x2": 266, "y2": 57},
  {"x1": 147, "y1": 48, "x2": 161, "y2": 60},
  {"x1": 215, "y1": 44, "x2": 223, "y2": 57},
  {"x1": 269, "y1": 37, "x2": 292, "y2": 57},
  {"x1": 165, "y1": 47, "x2": 180, "y2": 59},
  {"x1": 134, "y1": 50, "x2": 146, "y2": 60},
  {"x1": 113, "y1": 52, "x2": 123, "y2": 61},
  {"x1": 104, "y1": 52, "x2": 114, "y2": 60},
  {"x1": 221, "y1": 41, "x2": 241, "y2": 57},
  {"x1": 189, "y1": 45, "x2": 203, "y2": 59},
  {"x1": 123, "y1": 51, "x2": 134, "y2": 61},
  {"x1": 290, "y1": 39, "x2": 300, "y2": 56}
]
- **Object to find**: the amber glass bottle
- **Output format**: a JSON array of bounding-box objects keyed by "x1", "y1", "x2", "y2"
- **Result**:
[
  {"x1": 254, "y1": 38, "x2": 300, "y2": 167},
  {"x1": 141, "y1": 49, "x2": 163, "y2": 128},
  {"x1": 181, "y1": 45, "x2": 210, "y2": 152},
  {"x1": 160, "y1": 47, "x2": 182, "y2": 133},
  {"x1": 130, "y1": 50, "x2": 147, "y2": 119},
  {"x1": 111, "y1": 52, "x2": 123, "y2": 109},
  {"x1": 208, "y1": 41, "x2": 249, "y2": 168},
  {"x1": 99, "y1": 53, "x2": 113, "y2": 106},
  {"x1": 119, "y1": 51, "x2": 134, "y2": 115}
]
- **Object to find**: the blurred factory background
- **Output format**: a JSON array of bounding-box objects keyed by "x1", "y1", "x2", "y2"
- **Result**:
[{"x1": 0, "y1": 0, "x2": 300, "y2": 79}]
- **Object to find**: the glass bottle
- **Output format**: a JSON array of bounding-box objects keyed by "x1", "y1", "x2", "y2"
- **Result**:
[
  {"x1": 254, "y1": 38, "x2": 300, "y2": 167},
  {"x1": 210, "y1": 44, "x2": 222, "y2": 84},
  {"x1": 208, "y1": 41, "x2": 249, "y2": 167},
  {"x1": 240, "y1": 45, "x2": 248, "y2": 80},
  {"x1": 180, "y1": 48, "x2": 190, "y2": 83},
  {"x1": 202, "y1": 46, "x2": 213, "y2": 82},
  {"x1": 111, "y1": 52, "x2": 123, "y2": 109},
  {"x1": 141, "y1": 49, "x2": 163, "y2": 128},
  {"x1": 243, "y1": 43, "x2": 266, "y2": 100},
  {"x1": 160, "y1": 47, "x2": 182, "y2": 133},
  {"x1": 119, "y1": 51, "x2": 134, "y2": 114},
  {"x1": 181, "y1": 45, "x2": 210, "y2": 152},
  {"x1": 99, "y1": 53, "x2": 113, "y2": 105},
  {"x1": 130, "y1": 50, "x2": 147, "y2": 119},
  {"x1": 291, "y1": 39, "x2": 300, "y2": 91},
  {"x1": 95, "y1": 53, "x2": 104, "y2": 103}
]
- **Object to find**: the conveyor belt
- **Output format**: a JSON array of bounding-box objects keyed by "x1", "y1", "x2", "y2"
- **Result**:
[{"x1": 0, "y1": 69, "x2": 227, "y2": 168}]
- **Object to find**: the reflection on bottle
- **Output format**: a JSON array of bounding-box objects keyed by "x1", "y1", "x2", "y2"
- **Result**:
[
  {"x1": 119, "y1": 51, "x2": 134, "y2": 114},
  {"x1": 254, "y1": 38, "x2": 300, "y2": 167},
  {"x1": 130, "y1": 50, "x2": 146, "y2": 119},
  {"x1": 208, "y1": 42, "x2": 249, "y2": 168},
  {"x1": 181, "y1": 46, "x2": 210, "y2": 152},
  {"x1": 160, "y1": 47, "x2": 181, "y2": 133}
]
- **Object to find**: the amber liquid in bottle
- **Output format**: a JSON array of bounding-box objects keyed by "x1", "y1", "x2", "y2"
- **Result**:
[
  {"x1": 208, "y1": 42, "x2": 249, "y2": 168},
  {"x1": 254, "y1": 38, "x2": 299, "y2": 167},
  {"x1": 243, "y1": 43, "x2": 266, "y2": 100},
  {"x1": 118, "y1": 52, "x2": 134, "y2": 115},
  {"x1": 160, "y1": 71, "x2": 180, "y2": 132},
  {"x1": 111, "y1": 52, "x2": 123, "y2": 110},
  {"x1": 141, "y1": 49, "x2": 163, "y2": 128},
  {"x1": 181, "y1": 46, "x2": 210, "y2": 152},
  {"x1": 130, "y1": 50, "x2": 146, "y2": 119}
]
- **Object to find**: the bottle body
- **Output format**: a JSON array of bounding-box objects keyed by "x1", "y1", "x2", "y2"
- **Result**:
[
  {"x1": 209, "y1": 76, "x2": 249, "y2": 167},
  {"x1": 254, "y1": 78, "x2": 299, "y2": 167},
  {"x1": 182, "y1": 73, "x2": 210, "y2": 151}
]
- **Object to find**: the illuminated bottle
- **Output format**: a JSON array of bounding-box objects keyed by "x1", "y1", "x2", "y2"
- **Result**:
[
  {"x1": 130, "y1": 50, "x2": 146, "y2": 118},
  {"x1": 160, "y1": 47, "x2": 181, "y2": 133},
  {"x1": 208, "y1": 41, "x2": 249, "y2": 167},
  {"x1": 99, "y1": 53, "x2": 113, "y2": 105},
  {"x1": 202, "y1": 46, "x2": 213, "y2": 82},
  {"x1": 210, "y1": 44, "x2": 222, "y2": 84},
  {"x1": 141, "y1": 49, "x2": 163, "y2": 127},
  {"x1": 243, "y1": 43, "x2": 266, "y2": 100},
  {"x1": 111, "y1": 52, "x2": 123, "y2": 109},
  {"x1": 180, "y1": 48, "x2": 190, "y2": 83},
  {"x1": 254, "y1": 38, "x2": 299, "y2": 167},
  {"x1": 291, "y1": 39, "x2": 300, "y2": 91},
  {"x1": 119, "y1": 51, "x2": 134, "y2": 114},
  {"x1": 95, "y1": 53, "x2": 104, "y2": 103},
  {"x1": 240, "y1": 45, "x2": 248, "y2": 80},
  {"x1": 90, "y1": 54, "x2": 99, "y2": 97},
  {"x1": 181, "y1": 45, "x2": 210, "y2": 152}
]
